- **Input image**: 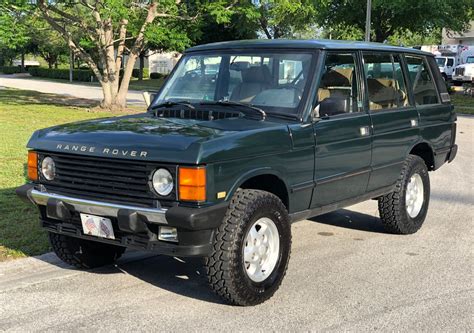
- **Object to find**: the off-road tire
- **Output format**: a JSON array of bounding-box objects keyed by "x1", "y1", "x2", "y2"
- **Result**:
[
  {"x1": 205, "y1": 189, "x2": 291, "y2": 306},
  {"x1": 49, "y1": 232, "x2": 125, "y2": 269},
  {"x1": 378, "y1": 155, "x2": 430, "y2": 234}
]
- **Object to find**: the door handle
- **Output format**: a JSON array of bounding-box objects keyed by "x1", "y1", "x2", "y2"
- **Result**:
[
  {"x1": 359, "y1": 126, "x2": 370, "y2": 136},
  {"x1": 410, "y1": 119, "x2": 418, "y2": 127}
]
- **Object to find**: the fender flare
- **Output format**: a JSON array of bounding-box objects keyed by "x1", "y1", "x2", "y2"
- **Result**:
[{"x1": 225, "y1": 167, "x2": 291, "y2": 201}]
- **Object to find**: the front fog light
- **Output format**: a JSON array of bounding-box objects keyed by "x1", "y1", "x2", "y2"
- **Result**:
[
  {"x1": 152, "y1": 168, "x2": 173, "y2": 196},
  {"x1": 41, "y1": 156, "x2": 56, "y2": 180},
  {"x1": 159, "y1": 226, "x2": 178, "y2": 242}
]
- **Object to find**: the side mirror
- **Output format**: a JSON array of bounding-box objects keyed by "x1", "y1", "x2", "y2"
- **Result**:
[{"x1": 143, "y1": 91, "x2": 156, "y2": 107}]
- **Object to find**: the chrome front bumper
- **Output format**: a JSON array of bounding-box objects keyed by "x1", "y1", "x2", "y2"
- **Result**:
[{"x1": 20, "y1": 186, "x2": 168, "y2": 225}]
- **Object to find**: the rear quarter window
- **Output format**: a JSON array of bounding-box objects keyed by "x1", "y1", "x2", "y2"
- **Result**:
[{"x1": 405, "y1": 55, "x2": 441, "y2": 106}]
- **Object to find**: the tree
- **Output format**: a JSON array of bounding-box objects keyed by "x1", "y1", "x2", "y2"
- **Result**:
[
  {"x1": 0, "y1": 2, "x2": 32, "y2": 71},
  {"x1": 30, "y1": 18, "x2": 69, "y2": 68},
  {"x1": 33, "y1": 0, "x2": 197, "y2": 109},
  {"x1": 193, "y1": 7, "x2": 258, "y2": 45},
  {"x1": 316, "y1": 0, "x2": 474, "y2": 42},
  {"x1": 253, "y1": 0, "x2": 317, "y2": 39}
]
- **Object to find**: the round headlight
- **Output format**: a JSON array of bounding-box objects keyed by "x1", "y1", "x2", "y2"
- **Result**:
[
  {"x1": 152, "y1": 168, "x2": 173, "y2": 196},
  {"x1": 41, "y1": 157, "x2": 56, "y2": 181}
]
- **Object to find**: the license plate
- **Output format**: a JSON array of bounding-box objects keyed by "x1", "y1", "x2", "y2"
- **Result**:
[{"x1": 80, "y1": 214, "x2": 115, "y2": 240}]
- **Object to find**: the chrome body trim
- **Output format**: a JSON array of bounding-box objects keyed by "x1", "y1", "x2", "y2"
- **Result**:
[{"x1": 29, "y1": 189, "x2": 168, "y2": 224}]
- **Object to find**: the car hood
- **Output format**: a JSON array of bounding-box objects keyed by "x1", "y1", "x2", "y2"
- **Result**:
[{"x1": 28, "y1": 113, "x2": 292, "y2": 164}]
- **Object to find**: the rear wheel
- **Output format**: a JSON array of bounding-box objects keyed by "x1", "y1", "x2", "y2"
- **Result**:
[
  {"x1": 205, "y1": 189, "x2": 291, "y2": 306},
  {"x1": 378, "y1": 155, "x2": 430, "y2": 234},
  {"x1": 49, "y1": 232, "x2": 125, "y2": 269}
]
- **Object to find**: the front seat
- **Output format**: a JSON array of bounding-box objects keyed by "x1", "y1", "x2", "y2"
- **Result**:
[{"x1": 230, "y1": 66, "x2": 271, "y2": 103}]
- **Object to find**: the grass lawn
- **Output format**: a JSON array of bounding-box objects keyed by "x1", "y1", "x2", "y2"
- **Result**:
[
  {"x1": 25, "y1": 75, "x2": 165, "y2": 92},
  {"x1": 451, "y1": 93, "x2": 474, "y2": 114},
  {"x1": 0, "y1": 88, "x2": 137, "y2": 261}
]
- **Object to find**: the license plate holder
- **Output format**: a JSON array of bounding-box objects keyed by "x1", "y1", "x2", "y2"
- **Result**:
[{"x1": 80, "y1": 214, "x2": 115, "y2": 240}]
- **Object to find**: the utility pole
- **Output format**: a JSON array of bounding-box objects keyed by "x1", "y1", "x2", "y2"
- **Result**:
[
  {"x1": 69, "y1": 49, "x2": 73, "y2": 83},
  {"x1": 365, "y1": 0, "x2": 371, "y2": 42}
]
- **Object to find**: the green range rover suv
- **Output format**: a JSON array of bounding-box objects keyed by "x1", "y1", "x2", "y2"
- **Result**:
[{"x1": 17, "y1": 40, "x2": 457, "y2": 306}]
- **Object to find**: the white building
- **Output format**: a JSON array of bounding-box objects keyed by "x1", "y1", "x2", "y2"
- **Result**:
[
  {"x1": 442, "y1": 21, "x2": 474, "y2": 46},
  {"x1": 148, "y1": 51, "x2": 181, "y2": 75}
]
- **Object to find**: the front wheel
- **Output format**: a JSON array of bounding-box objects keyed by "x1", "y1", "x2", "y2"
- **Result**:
[
  {"x1": 378, "y1": 155, "x2": 430, "y2": 234},
  {"x1": 205, "y1": 189, "x2": 291, "y2": 306}
]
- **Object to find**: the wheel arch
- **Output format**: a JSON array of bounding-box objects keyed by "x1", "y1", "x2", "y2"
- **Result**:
[
  {"x1": 227, "y1": 168, "x2": 290, "y2": 211},
  {"x1": 408, "y1": 141, "x2": 435, "y2": 171}
]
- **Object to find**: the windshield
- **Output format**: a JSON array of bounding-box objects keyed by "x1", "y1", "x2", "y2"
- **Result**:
[
  {"x1": 466, "y1": 57, "x2": 474, "y2": 64},
  {"x1": 153, "y1": 51, "x2": 314, "y2": 116},
  {"x1": 435, "y1": 57, "x2": 446, "y2": 66}
]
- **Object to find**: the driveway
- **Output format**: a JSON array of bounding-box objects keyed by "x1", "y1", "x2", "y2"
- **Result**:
[
  {"x1": 0, "y1": 117, "x2": 472, "y2": 331},
  {"x1": 0, "y1": 74, "x2": 145, "y2": 106}
]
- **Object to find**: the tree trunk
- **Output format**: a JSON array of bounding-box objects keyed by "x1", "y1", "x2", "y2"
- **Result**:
[
  {"x1": 20, "y1": 52, "x2": 25, "y2": 73},
  {"x1": 139, "y1": 54, "x2": 144, "y2": 81},
  {"x1": 116, "y1": 53, "x2": 139, "y2": 108}
]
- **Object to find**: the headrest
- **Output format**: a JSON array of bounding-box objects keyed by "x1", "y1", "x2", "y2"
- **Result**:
[
  {"x1": 241, "y1": 66, "x2": 271, "y2": 83},
  {"x1": 367, "y1": 78, "x2": 400, "y2": 104},
  {"x1": 321, "y1": 68, "x2": 351, "y2": 87},
  {"x1": 367, "y1": 78, "x2": 398, "y2": 92},
  {"x1": 230, "y1": 61, "x2": 250, "y2": 71}
]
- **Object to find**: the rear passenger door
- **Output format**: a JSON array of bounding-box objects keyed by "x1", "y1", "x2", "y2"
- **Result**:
[
  {"x1": 310, "y1": 52, "x2": 372, "y2": 208},
  {"x1": 363, "y1": 52, "x2": 420, "y2": 192}
]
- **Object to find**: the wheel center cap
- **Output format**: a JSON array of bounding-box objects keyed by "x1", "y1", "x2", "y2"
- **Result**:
[{"x1": 258, "y1": 245, "x2": 266, "y2": 255}]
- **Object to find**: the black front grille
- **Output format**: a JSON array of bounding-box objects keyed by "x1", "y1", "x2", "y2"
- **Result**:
[
  {"x1": 455, "y1": 67, "x2": 465, "y2": 76},
  {"x1": 38, "y1": 153, "x2": 176, "y2": 208},
  {"x1": 155, "y1": 108, "x2": 240, "y2": 121}
]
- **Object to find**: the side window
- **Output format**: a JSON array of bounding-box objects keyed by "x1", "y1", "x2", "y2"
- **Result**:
[
  {"x1": 363, "y1": 53, "x2": 409, "y2": 110},
  {"x1": 447, "y1": 58, "x2": 454, "y2": 67},
  {"x1": 317, "y1": 52, "x2": 359, "y2": 117},
  {"x1": 405, "y1": 56, "x2": 440, "y2": 106}
]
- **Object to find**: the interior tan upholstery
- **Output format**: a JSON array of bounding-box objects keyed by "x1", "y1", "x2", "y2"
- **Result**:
[
  {"x1": 230, "y1": 66, "x2": 272, "y2": 103},
  {"x1": 367, "y1": 78, "x2": 405, "y2": 110},
  {"x1": 317, "y1": 68, "x2": 354, "y2": 110}
]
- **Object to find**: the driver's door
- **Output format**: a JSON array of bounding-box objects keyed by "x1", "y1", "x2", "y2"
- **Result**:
[{"x1": 310, "y1": 51, "x2": 372, "y2": 208}]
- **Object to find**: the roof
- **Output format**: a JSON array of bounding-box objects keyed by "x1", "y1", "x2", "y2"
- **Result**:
[{"x1": 185, "y1": 39, "x2": 431, "y2": 56}]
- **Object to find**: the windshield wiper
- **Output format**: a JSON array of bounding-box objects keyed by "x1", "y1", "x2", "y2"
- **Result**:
[
  {"x1": 151, "y1": 100, "x2": 195, "y2": 110},
  {"x1": 200, "y1": 100, "x2": 266, "y2": 120}
]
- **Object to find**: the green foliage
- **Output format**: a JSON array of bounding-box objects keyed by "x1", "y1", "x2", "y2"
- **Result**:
[
  {"x1": 386, "y1": 30, "x2": 442, "y2": 47},
  {"x1": 28, "y1": 67, "x2": 95, "y2": 82},
  {"x1": 150, "y1": 72, "x2": 166, "y2": 79},
  {"x1": 253, "y1": 0, "x2": 317, "y2": 39},
  {"x1": 315, "y1": 0, "x2": 474, "y2": 42},
  {"x1": 0, "y1": 66, "x2": 22, "y2": 74},
  {"x1": 119, "y1": 68, "x2": 150, "y2": 79},
  {"x1": 29, "y1": 17, "x2": 69, "y2": 68},
  {"x1": 192, "y1": 2, "x2": 259, "y2": 45}
]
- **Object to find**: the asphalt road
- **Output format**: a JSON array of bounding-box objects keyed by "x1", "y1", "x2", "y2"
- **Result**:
[
  {"x1": 0, "y1": 74, "x2": 145, "y2": 105},
  {"x1": 0, "y1": 116, "x2": 473, "y2": 331}
]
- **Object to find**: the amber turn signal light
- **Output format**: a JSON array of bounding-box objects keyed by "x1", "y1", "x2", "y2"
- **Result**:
[
  {"x1": 27, "y1": 151, "x2": 38, "y2": 181},
  {"x1": 179, "y1": 167, "x2": 206, "y2": 201}
]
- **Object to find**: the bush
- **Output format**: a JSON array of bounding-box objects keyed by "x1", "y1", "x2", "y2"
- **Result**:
[
  {"x1": 150, "y1": 72, "x2": 165, "y2": 80},
  {"x1": 0, "y1": 66, "x2": 22, "y2": 74},
  {"x1": 119, "y1": 68, "x2": 149, "y2": 79},
  {"x1": 28, "y1": 67, "x2": 95, "y2": 82}
]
